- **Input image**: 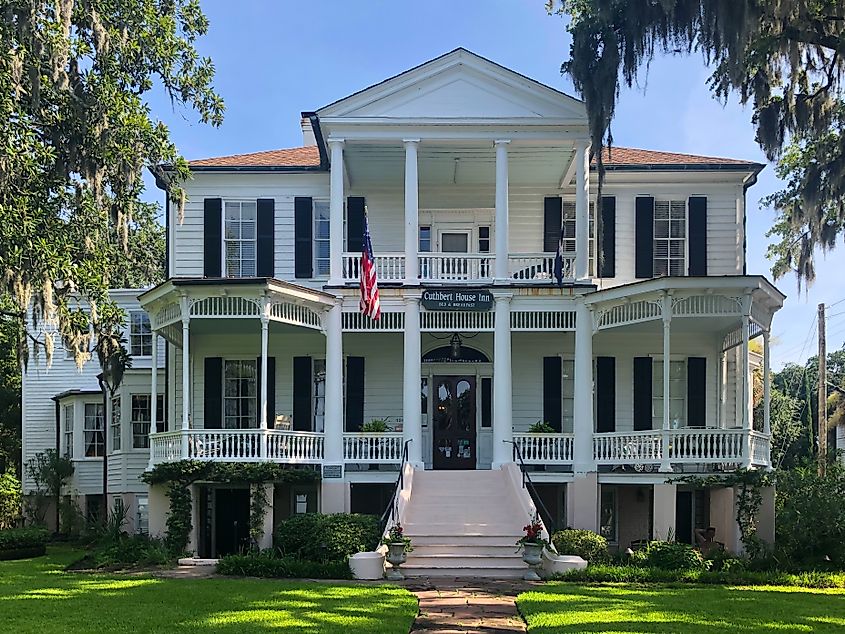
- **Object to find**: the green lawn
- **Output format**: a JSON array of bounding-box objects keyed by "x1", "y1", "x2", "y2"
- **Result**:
[
  {"x1": 0, "y1": 547, "x2": 418, "y2": 633},
  {"x1": 518, "y1": 583, "x2": 845, "y2": 633}
]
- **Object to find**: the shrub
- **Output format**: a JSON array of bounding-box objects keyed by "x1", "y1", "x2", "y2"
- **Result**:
[
  {"x1": 0, "y1": 470, "x2": 21, "y2": 529},
  {"x1": 630, "y1": 540, "x2": 707, "y2": 571},
  {"x1": 362, "y1": 419, "x2": 389, "y2": 433},
  {"x1": 90, "y1": 535, "x2": 172, "y2": 568},
  {"x1": 217, "y1": 551, "x2": 352, "y2": 579},
  {"x1": 527, "y1": 421, "x2": 556, "y2": 433},
  {"x1": 0, "y1": 527, "x2": 48, "y2": 559},
  {"x1": 551, "y1": 529, "x2": 609, "y2": 562},
  {"x1": 275, "y1": 513, "x2": 380, "y2": 562}
]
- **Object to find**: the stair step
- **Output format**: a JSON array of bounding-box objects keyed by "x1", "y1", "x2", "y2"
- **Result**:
[
  {"x1": 402, "y1": 564, "x2": 527, "y2": 579},
  {"x1": 405, "y1": 534, "x2": 521, "y2": 547},
  {"x1": 407, "y1": 555, "x2": 524, "y2": 567},
  {"x1": 411, "y1": 544, "x2": 520, "y2": 556}
]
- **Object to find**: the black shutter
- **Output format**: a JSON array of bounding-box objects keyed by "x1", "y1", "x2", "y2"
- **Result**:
[
  {"x1": 688, "y1": 196, "x2": 708, "y2": 276},
  {"x1": 687, "y1": 357, "x2": 706, "y2": 428},
  {"x1": 255, "y1": 357, "x2": 276, "y2": 427},
  {"x1": 204, "y1": 357, "x2": 223, "y2": 429},
  {"x1": 294, "y1": 197, "x2": 313, "y2": 279},
  {"x1": 596, "y1": 357, "x2": 616, "y2": 432},
  {"x1": 633, "y1": 357, "x2": 653, "y2": 431},
  {"x1": 481, "y1": 378, "x2": 492, "y2": 428},
  {"x1": 599, "y1": 196, "x2": 616, "y2": 278},
  {"x1": 543, "y1": 357, "x2": 562, "y2": 432},
  {"x1": 203, "y1": 198, "x2": 222, "y2": 277},
  {"x1": 256, "y1": 198, "x2": 275, "y2": 277},
  {"x1": 292, "y1": 357, "x2": 312, "y2": 431},
  {"x1": 635, "y1": 197, "x2": 654, "y2": 279},
  {"x1": 346, "y1": 357, "x2": 365, "y2": 432},
  {"x1": 543, "y1": 197, "x2": 562, "y2": 252},
  {"x1": 346, "y1": 197, "x2": 366, "y2": 252}
]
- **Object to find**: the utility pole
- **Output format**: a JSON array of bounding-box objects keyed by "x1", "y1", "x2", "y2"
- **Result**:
[{"x1": 818, "y1": 302, "x2": 827, "y2": 476}]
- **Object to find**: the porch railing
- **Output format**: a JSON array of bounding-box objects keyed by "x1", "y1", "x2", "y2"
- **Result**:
[
  {"x1": 342, "y1": 252, "x2": 405, "y2": 282},
  {"x1": 668, "y1": 428, "x2": 745, "y2": 463},
  {"x1": 509, "y1": 252, "x2": 575, "y2": 282},
  {"x1": 342, "y1": 432, "x2": 405, "y2": 463},
  {"x1": 594, "y1": 431, "x2": 663, "y2": 465},
  {"x1": 749, "y1": 430, "x2": 771, "y2": 468},
  {"x1": 418, "y1": 253, "x2": 492, "y2": 281},
  {"x1": 512, "y1": 433, "x2": 574, "y2": 464},
  {"x1": 148, "y1": 429, "x2": 325, "y2": 465}
]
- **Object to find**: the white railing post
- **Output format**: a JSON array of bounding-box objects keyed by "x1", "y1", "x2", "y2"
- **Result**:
[
  {"x1": 328, "y1": 139, "x2": 345, "y2": 285},
  {"x1": 573, "y1": 298, "x2": 594, "y2": 473},
  {"x1": 404, "y1": 139, "x2": 420, "y2": 284},
  {"x1": 494, "y1": 140, "x2": 510, "y2": 282},
  {"x1": 660, "y1": 293, "x2": 672, "y2": 472},
  {"x1": 574, "y1": 140, "x2": 590, "y2": 280}
]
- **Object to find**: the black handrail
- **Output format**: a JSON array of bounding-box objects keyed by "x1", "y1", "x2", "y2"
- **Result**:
[
  {"x1": 508, "y1": 439, "x2": 557, "y2": 540},
  {"x1": 378, "y1": 439, "x2": 412, "y2": 536}
]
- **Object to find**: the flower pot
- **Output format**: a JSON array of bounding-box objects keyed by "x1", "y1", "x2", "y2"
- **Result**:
[
  {"x1": 521, "y1": 542, "x2": 544, "y2": 581},
  {"x1": 385, "y1": 542, "x2": 407, "y2": 580},
  {"x1": 349, "y1": 551, "x2": 386, "y2": 580}
]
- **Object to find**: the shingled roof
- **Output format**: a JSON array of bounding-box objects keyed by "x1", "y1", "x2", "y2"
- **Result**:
[{"x1": 187, "y1": 144, "x2": 761, "y2": 171}]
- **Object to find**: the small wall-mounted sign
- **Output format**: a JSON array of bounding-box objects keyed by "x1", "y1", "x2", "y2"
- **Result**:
[
  {"x1": 322, "y1": 464, "x2": 343, "y2": 479},
  {"x1": 421, "y1": 288, "x2": 493, "y2": 311}
]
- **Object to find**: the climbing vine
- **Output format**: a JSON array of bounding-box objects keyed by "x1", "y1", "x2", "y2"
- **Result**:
[
  {"x1": 142, "y1": 461, "x2": 320, "y2": 554},
  {"x1": 672, "y1": 469, "x2": 774, "y2": 558}
]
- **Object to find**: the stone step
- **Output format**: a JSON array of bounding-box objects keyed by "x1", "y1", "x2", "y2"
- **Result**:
[
  {"x1": 404, "y1": 522, "x2": 524, "y2": 535},
  {"x1": 404, "y1": 534, "x2": 521, "y2": 547},
  {"x1": 402, "y1": 563, "x2": 527, "y2": 579},
  {"x1": 406, "y1": 554, "x2": 525, "y2": 568},
  {"x1": 410, "y1": 544, "x2": 521, "y2": 557}
]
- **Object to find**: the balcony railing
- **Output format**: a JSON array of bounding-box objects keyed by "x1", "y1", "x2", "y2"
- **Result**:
[
  {"x1": 340, "y1": 251, "x2": 577, "y2": 283},
  {"x1": 149, "y1": 429, "x2": 325, "y2": 465},
  {"x1": 513, "y1": 432, "x2": 575, "y2": 464},
  {"x1": 342, "y1": 432, "x2": 405, "y2": 463}
]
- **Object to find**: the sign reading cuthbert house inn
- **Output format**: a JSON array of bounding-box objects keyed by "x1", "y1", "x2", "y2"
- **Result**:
[{"x1": 421, "y1": 288, "x2": 493, "y2": 311}]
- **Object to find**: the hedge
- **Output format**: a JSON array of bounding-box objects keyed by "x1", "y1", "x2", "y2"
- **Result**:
[
  {"x1": 274, "y1": 513, "x2": 380, "y2": 562},
  {"x1": 0, "y1": 527, "x2": 48, "y2": 560},
  {"x1": 551, "y1": 529, "x2": 609, "y2": 562},
  {"x1": 217, "y1": 552, "x2": 352, "y2": 579}
]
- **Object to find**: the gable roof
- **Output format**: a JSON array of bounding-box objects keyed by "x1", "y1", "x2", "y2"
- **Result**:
[{"x1": 188, "y1": 146, "x2": 323, "y2": 172}]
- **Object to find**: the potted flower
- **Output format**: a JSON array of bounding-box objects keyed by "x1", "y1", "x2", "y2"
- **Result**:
[
  {"x1": 381, "y1": 523, "x2": 413, "y2": 580},
  {"x1": 527, "y1": 421, "x2": 556, "y2": 433},
  {"x1": 516, "y1": 513, "x2": 547, "y2": 581}
]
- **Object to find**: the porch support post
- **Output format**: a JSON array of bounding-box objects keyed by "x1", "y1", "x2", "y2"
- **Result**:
[
  {"x1": 149, "y1": 333, "x2": 158, "y2": 469},
  {"x1": 492, "y1": 292, "x2": 513, "y2": 467},
  {"x1": 259, "y1": 294, "x2": 270, "y2": 458},
  {"x1": 574, "y1": 140, "x2": 590, "y2": 280},
  {"x1": 324, "y1": 302, "x2": 344, "y2": 465},
  {"x1": 741, "y1": 293, "x2": 752, "y2": 467},
  {"x1": 660, "y1": 293, "x2": 672, "y2": 472},
  {"x1": 573, "y1": 298, "x2": 594, "y2": 474},
  {"x1": 763, "y1": 329, "x2": 771, "y2": 436},
  {"x1": 719, "y1": 349, "x2": 728, "y2": 429},
  {"x1": 494, "y1": 140, "x2": 510, "y2": 282},
  {"x1": 328, "y1": 139, "x2": 345, "y2": 285},
  {"x1": 179, "y1": 293, "x2": 190, "y2": 458},
  {"x1": 403, "y1": 295, "x2": 422, "y2": 466},
  {"x1": 403, "y1": 139, "x2": 420, "y2": 284}
]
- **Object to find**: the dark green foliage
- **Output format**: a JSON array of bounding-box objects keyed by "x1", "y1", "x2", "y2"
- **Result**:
[
  {"x1": 0, "y1": 527, "x2": 48, "y2": 552},
  {"x1": 551, "y1": 529, "x2": 609, "y2": 562},
  {"x1": 0, "y1": 470, "x2": 21, "y2": 529},
  {"x1": 629, "y1": 540, "x2": 708, "y2": 571},
  {"x1": 142, "y1": 461, "x2": 319, "y2": 487},
  {"x1": 164, "y1": 483, "x2": 193, "y2": 555},
  {"x1": 23, "y1": 450, "x2": 74, "y2": 528},
  {"x1": 69, "y1": 535, "x2": 173, "y2": 570},
  {"x1": 275, "y1": 514, "x2": 380, "y2": 563},
  {"x1": 217, "y1": 551, "x2": 352, "y2": 580},
  {"x1": 776, "y1": 463, "x2": 845, "y2": 567}
]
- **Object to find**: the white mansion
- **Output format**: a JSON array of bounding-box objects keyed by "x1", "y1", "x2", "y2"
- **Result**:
[{"x1": 23, "y1": 49, "x2": 782, "y2": 575}]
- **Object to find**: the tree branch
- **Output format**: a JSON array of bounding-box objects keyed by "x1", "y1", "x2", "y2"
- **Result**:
[{"x1": 782, "y1": 26, "x2": 845, "y2": 53}]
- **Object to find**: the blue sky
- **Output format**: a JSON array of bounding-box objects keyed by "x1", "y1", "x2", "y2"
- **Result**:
[{"x1": 143, "y1": 0, "x2": 845, "y2": 368}]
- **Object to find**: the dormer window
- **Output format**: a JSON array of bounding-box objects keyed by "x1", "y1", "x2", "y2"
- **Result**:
[{"x1": 224, "y1": 201, "x2": 257, "y2": 277}]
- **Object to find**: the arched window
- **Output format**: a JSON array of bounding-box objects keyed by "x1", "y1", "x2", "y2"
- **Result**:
[{"x1": 421, "y1": 346, "x2": 490, "y2": 363}]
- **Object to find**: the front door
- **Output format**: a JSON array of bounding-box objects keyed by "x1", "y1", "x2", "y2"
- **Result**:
[
  {"x1": 214, "y1": 488, "x2": 250, "y2": 556},
  {"x1": 432, "y1": 376, "x2": 476, "y2": 470}
]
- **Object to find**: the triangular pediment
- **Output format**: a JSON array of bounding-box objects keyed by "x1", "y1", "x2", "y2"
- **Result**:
[{"x1": 317, "y1": 48, "x2": 586, "y2": 123}]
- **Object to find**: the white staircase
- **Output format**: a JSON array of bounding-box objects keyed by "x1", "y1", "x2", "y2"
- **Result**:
[{"x1": 401, "y1": 470, "x2": 531, "y2": 578}]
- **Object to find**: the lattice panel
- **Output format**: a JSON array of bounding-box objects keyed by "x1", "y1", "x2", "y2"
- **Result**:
[
  {"x1": 421, "y1": 310, "x2": 495, "y2": 331},
  {"x1": 190, "y1": 296, "x2": 261, "y2": 318},
  {"x1": 342, "y1": 311, "x2": 404, "y2": 331},
  {"x1": 596, "y1": 300, "x2": 661, "y2": 330},
  {"x1": 152, "y1": 302, "x2": 181, "y2": 329},
  {"x1": 510, "y1": 311, "x2": 576, "y2": 331},
  {"x1": 672, "y1": 295, "x2": 742, "y2": 317},
  {"x1": 271, "y1": 302, "x2": 322, "y2": 330}
]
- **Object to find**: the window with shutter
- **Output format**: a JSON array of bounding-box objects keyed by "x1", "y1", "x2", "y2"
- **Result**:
[
  {"x1": 224, "y1": 201, "x2": 257, "y2": 277},
  {"x1": 562, "y1": 201, "x2": 595, "y2": 274},
  {"x1": 653, "y1": 200, "x2": 686, "y2": 277},
  {"x1": 652, "y1": 359, "x2": 686, "y2": 428},
  {"x1": 313, "y1": 201, "x2": 331, "y2": 277}
]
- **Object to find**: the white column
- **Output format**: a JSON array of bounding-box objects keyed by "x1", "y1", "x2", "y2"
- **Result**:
[
  {"x1": 574, "y1": 140, "x2": 590, "y2": 280},
  {"x1": 403, "y1": 296, "x2": 422, "y2": 466},
  {"x1": 763, "y1": 329, "x2": 771, "y2": 436},
  {"x1": 403, "y1": 140, "x2": 420, "y2": 284},
  {"x1": 328, "y1": 139, "x2": 345, "y2": 285},
  {"x1": 492, "y1": 293, "x2": 513, "y2": 467},
  {"x1": 180, "y1": 295, "x2": 190, "y2": 458},
  {"x1": 741, "y1": 295, "x2": 752, "y2": 466},
  {"x1": 494, "y1": 140, "x2": 510, "y2": 282},
  {"x1": 573, "y1": 298, "x2": 594, "y2": 474},
  {"x1": 259, "y1": 295, "x2": 270, "y2": 458},
  {"x1": 149, "y1": 333, "x2": 158, "y2": 469},
  {"x1": 324, "y1": 303, "x2": 344, "y2": 465},
  {"x1": 660, "y1": 293, "x2": 672, "y2": 472},
  {"x1": 719, "y1": 350, "x2": 728, "y2": 429}
]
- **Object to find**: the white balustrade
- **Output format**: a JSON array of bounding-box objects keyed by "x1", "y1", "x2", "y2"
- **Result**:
[
  {"x1": 749, "y1": 430, "x2": 771, "y2": 468},
  {"x1": 342, "y1": 252, "x2": 405, "y2": 282},
  {"x1": 148, "y1": 429, "x2": 324, "y2": 464},
  {"x1": 150, "y1": 431, "x2": 183, "y2": 464},
  {"x1": 342, "y1": 432, "x2": 404, "y2": 463},
  {"x1": 593, "y1": 431, "x2": 663, "y2": 465},
  {"x1": 509, "y1": 253, "x2": 574, "y2": 282},
  {"x1": 513, "y1": 433, "x2": 574, "y2": 464},
  {"x1": 418, "y1": 253, "x2": 492, "y2": 281},
  {"x1": 668, "y1": 429, "x2": 745, "y2": 463},
  {"x1": 266, "y1": 431, "x2": 325, "y2": 463}
]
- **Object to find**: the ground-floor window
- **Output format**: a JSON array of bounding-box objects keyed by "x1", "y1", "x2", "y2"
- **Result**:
[
  {"x1": 224, "y1": 360, "x2": 257, "y2": 429},
  {"x1": 600, "y1": 487, "x2": 618, "y2": 544},
  {"x1": 84, "y1": 403, "x2": 104, "y2": 457},
  {"x1": 136, "y1": 496, "x2": 149, "y2": 535}
]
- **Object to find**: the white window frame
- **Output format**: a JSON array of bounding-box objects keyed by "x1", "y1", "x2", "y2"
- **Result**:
[
  {"x1": 562, "y1": 200, "x2": 595, "y2": 275},
  {"x1": 129, "y1": 312, "x2": 153, "y2": 357},
  {"x1": 437, "y1": 229, "x2": 472, "y2": 253},
  {"x1": 653, "y1": 199, "x2": 688, "y2": 277},
  {"x1": 83, "y1": 402, "x2": 104, "y2": 458},
  {"x1": 313, "y1": 199, "x2": 331, "y2": 278},
  {"x1": 600, "y1": 486, "x2": 618, "y2": 544},
  {"x1": 223, "y1": 359, "x2": 257, "y2": 429},
  {"x1": 652, "y1": 357, "x2": 687, "y2": 429},
  {"x1": 131, "y1": 394, "x2": 165, "y2": 449},
  {"x1": 136, "y1": 495, "x2": 149, "y2": 535},
  {"x1": 222, "y1": 200, "x2": 258, "y2": 278},
  {"x1": 63, "y1": 404, "x2": 74, "y2": 458},
  {"x1": 110, "y1": 396, "x2": 121, "y2": 452}
]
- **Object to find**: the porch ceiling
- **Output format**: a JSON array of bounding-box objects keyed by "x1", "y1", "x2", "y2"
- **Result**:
[{"x1": 343, "y1": 141, "x2": 573, "y2": 188}]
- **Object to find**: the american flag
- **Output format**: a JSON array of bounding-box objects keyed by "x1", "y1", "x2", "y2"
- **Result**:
[{"x1": 359, "y1": 210, "x2": 381, "y2": 320}]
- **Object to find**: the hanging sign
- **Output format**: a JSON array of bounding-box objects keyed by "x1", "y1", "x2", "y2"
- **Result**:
[{"x1": 421, "y1": 288, "x2": 493, "y2": 311}]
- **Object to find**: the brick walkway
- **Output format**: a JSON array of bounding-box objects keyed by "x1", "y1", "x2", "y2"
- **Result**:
[{"x1": 406, "y1": 579, "x2": 536, "y2": 633}]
